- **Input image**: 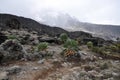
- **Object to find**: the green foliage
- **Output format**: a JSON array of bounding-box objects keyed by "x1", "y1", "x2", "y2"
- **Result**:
[
  {"x1": 116, "y1": 43, "x2": 120, "y2": 49},
  {"x1": 100, "y1": 62, "x2": 109, "y2": 70},
  {"x1": 110, "y1": 45, "x2": 118, "y2": 51},
  {"x1": 92, "y1": 46, "x2": 105, "y2": 55},
  {"x1": 64, "y1": 38, "x2": 78, "y2": 51},
  {"x1": 45, "y1": 51, "x2": 54, "y2": 58},
  {"x1": 92, "y1": 47, "x2": 100, "y2": 53},
  {"x1": 87, "y1": 41, "x2": 93, "y2": 49},
  {"x1": 59, "y1": 33, "x2": 79, "y2": 56},
  {"x1": 37, "y1": 42, "x2": 48, "y2": 51},
  {"x1": 59, "y1": 33, "x2": 68, "y2": 43},
  {"x1": 7, "y1": 35, "x2": 17, "y2": 40},
  {"x1": 91, "y1": 43, "x2": 120, "y2": 59},
  {"x1": 116, "y1": 43, "x2": 120, "y2": 52}
]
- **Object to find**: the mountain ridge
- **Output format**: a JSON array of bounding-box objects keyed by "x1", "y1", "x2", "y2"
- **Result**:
[
  {"x1": 0, "y1": 13, "x2": 94, "y2": 40},
  {"x1": 36, "y1": 12, "x2": 120, "y2": 41}
]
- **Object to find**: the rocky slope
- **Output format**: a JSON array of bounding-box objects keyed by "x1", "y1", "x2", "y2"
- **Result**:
[
  {"x1": 0, "y1": 37, "x2": 119, "y2": 80},
  {"x1": 0, "y1": 13, "x2": 106, "y2": 45},
  {"x1": 0, "y1": 14, "x2": 93, "y2": 39},
  {"x1": 0, "y1": 14, "x2": 120, "y2": 80},
  {"x1": 0, "y1": 14, "x2": 67, "y2": 37},
  {"x1": 0, "y1": 29, "x2": 119, "y2": 80}
]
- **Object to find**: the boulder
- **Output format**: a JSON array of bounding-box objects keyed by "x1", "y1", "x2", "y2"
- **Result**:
[
  {"x1": 19, "y1": 34, "x2": 39, "y2": 45},
  {"x1": 6, "y1": 66, "x2": 21, "y2": 75},
  {"x1": 82, "y1": 37, "x2": 104, "y2": 46},
  {"x1": 38, "y1": 36, "x2": 60, "y2": 44},
  {"x1": 23, "y1": 52, "x2": 43, "y2": 61},
  {"x1": 78, "y1": 51, "x2": 97, "y2": 61},
  {"x1": 0, "y1": 72, "x2": 9, "y2": 80},
  {"x1": 101, "y1": 70, "x2": 113, "y2": 79},
  {"x1": 68, "y1": 31, "x2": 92, "y2": 39},
  {"x1": 87, "y1": 70, "x2": 103, "y2": 79},
  {"x1": 38, "y1": 59, "x2": 45, "y2": 64},
  {"x1": 19, "y1": 34, "x2": 31, "y2": 44},
  {"x1": 0, "y1": 39, "x2": 26, "y2": 62}
]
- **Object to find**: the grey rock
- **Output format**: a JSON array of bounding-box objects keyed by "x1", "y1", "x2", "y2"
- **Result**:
[
  {"x1": 0, "y1": 72, "x2": 9, "y2": 80},
  {"x1": 21, "y1": 51, "x2": 44, "y2": 61},
  {"x1": 112, "y1": 72, "x2": 119, "y2": 77},
  {"x1": 38, "y1": 59, "x2": 45, "y2": 64},
  {"x1": 114, "y1": 60, "x2": 119, "y2": 63},
  {"x1": 78, "y1": 51, "x2": 97, "y2": 61},
  {"x1": 112, "y1": 72, "x2": 120, "y2": 79},
  {"x1": 88, "y1": 70, "x2": 104, "y2": 79},
  {"x1": 31, "y1": 39, "x2": 39, "y2": 45},
  {"x1": 6, "y1": 66, "x2": 21, "y2": 75},
  {"x1": 101, "y1": 70, "x2": 113, "y2": 79},
  {"x1": 61, "y1": 62, "x2": 72, "y2": 67},
  {"x1": 32, "y1": 67, "x2": 39, "y2": 70},
  {"x1": 99, "y1": 57, "x2": 103, "y2": 60},
  {"x1": 38, "y1": 36, "x2": 58, "y2": 44},
  {"x1": 0, "y1": 39, "x2": 26, "y2": 62}
]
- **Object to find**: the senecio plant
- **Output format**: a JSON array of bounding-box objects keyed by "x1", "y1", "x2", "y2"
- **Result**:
[
  {"x1": 64, "y1": 38, "x2": 79, "y2": 57},
  {"x1": 87, "y1": 41, "x2": 93, "y2": 49},
  {"x1": 64, "y1": 38, "x2": 78, "y2": 51},
  {"x1": 60, "y1": 33, "x2": 68, "y2": 43},
  {"x1": 37, "y1": 42, "x2": 48, "y2": 51},
  {"x1": 60, "y1": 33, "x2": 79, "y2": 57}
]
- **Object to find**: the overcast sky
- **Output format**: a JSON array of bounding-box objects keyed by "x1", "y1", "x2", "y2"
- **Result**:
[{"x1": 0, "y1": 0, "x2": 120, "y2": 25}]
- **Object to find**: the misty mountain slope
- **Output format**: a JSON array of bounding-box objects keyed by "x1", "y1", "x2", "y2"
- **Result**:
[
  {"x1": 37, "y1": 12, "x2": 83, "y2": 30},
  {"x1": 77, "y1": 23, "x2": 120, "y2": 40},
  {"x1": 0, "y1": 14, "x2": 93, "y2": 39},
  {"x1": 0, "y1": 14, "x2": 67, "y2": 37},
  {"x1": 37, "y1": 12, "x2": 120, "y2": 40}
]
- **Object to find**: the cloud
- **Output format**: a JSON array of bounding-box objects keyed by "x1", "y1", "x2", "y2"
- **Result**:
[{"x1": 0, "y1": 0, "x2": 120, "y2": 25}]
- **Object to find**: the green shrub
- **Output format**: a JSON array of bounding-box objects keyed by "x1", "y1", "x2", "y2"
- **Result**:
[
  {"x1": 59, "y1": 33, "x2": 68, "y2": 43},
  {"x1": 92, "y1": 46, "x2": 106, "y2": 54},
  {"x1": 100, "y1": 62, "x2": 109, "y2": 70},
  {"x1": 110, "y1": 45, "x2": 118, "y2": 51},
  {"x1": 116, "y1": 43, "x2": 120, "y2": 49},
  {"x1": 98, "y1": 47, "x2": 107, "y2": 54},
  {"x1": 116, "y1": 43, "x2": 120, "y2": 52},
  {"x1": 64, "y1": 38, "x2": 78, "y2": 51},
  {"x1": 87, "y1": 41, "x2": 93, "y2": 49},
  {"x1": 37, "y1": 42, "x2": 48, "y2": 51},
  {"x1": 7, "y1": 35, "x2": 17, "y2": 40},
  {"x1": 92, "y1": 47, "x2": 100, "y2": 53}
]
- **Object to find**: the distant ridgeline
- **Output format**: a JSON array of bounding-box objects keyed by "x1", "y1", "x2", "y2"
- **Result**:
[{"x1": 0, "y1": 14, "x2": 106, "y2": 46}]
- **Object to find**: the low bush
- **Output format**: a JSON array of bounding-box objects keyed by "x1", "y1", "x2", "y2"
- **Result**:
[
  {"x1": 7, "y1": 35, "x2": 17, "y2": 40},
  {"x1": 92, "y1": 47, "x2": 100, "y2": 53},
  {"x1": 116, "y1": 43, "x2": 120, "y2": 52},
  {"x1": 59, "y1": 33, "x2": 68, "y2": 43},
  {"x1": 59, "y1": 33, "x2": 79, "y2": 57},
  {"x1": 92, "y1": 46, "x2": 108, "y2": 55},
  {"x1": 87, "y1": 41, "x2": 93, "y2": 49},
  {"x1": 110, "y1": 45, "x2": 119, "y2": 52},
  {"x1": 64, "y1": 38, "x2": 78, "y2": 51},
  {"x1": 100, "y1": 62, "x2": 109, "y2": 70},
  {"x1": 37, "y1": 42, "x2": 48, "y2": 51}
]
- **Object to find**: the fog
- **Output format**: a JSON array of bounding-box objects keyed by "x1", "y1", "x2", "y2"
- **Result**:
[{"x1": 0, "y1": 0, "x2": 120, "y2": 25}]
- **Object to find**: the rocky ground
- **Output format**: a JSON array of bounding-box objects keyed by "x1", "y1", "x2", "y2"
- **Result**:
[{"x1": 0, "y1": 29, "x2": 120, "y2": 80}]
